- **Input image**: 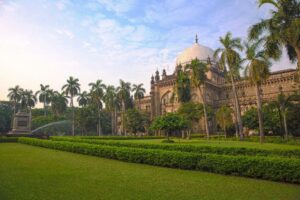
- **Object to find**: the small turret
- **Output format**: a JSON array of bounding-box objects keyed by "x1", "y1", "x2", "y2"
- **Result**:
[
  {"x1": 155, "y1": 70, "x2": 160, "y2": 82},
  {"x1": 162, "y1": 69, "x2": 167, "y2": 79},
  {"x1": 151, "y1": 75, "x2": 155, "y2": 85}
]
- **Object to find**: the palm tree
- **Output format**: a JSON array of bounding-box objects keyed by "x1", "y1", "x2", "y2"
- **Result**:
[
  {"x1": 117, "y1": 80, "x2": 131, "y2": 135},
  {"x1": 77, "y1": 91, "x2": 89, "y2": 107},
  {"x1": 216, "y1": 106, "x2": 233, "y2": 138},
  {"x1": 175, "y1": 67, "x2": 191, "y2": 103},
  {"x1": 249, "y1": 0, "x2": 300, "y2": 75},
  {"x1": 270, "y1": 91, "x2": 300, "y2": 140},
  {"x1": 214, "y1": 32, "x2": 244, "y2": 140},
  {"x1": 244, "y1": 39, "x2": 271, "y2": 143},
  {"x1": 132, "y1": 83, "x2": 146, "y2": 110},
  {"x1": 186, "y1": 59, "x2": 210, "y2": 138},
  {"x1": 51, "y1": 91, "x2": 68, "y2": 116},
  {"x1": 20, "y1": 90, "x2": 37, "y2": 111},
  {"x1": 89, "y1": 80, "x2": 106, "y2": 136},
  {"x1": 35, "y1": 84, "x2": 52, "y2": 116},
  {"x1": 7, "y1": 85, "x2": 22, "y2": 115},
  {"x1": 62, "y1": 76, "x2": 80, "y2": 136},
  {"x1": 104, "y1": 85, "x2": 118, "y2": 135}
]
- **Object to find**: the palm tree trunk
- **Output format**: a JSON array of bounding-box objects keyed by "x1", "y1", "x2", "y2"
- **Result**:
[
  {"x1": 111, "y1": 111, "x2": 114, "y2": 135},
  {"x1": 283, "y1": 112, "x2": 288, "y2": 140},
  {"x1": 295, "y1": 47, "x2": 300, "y2": 76},
  {"x1": 198, "y1": 87, "x2": 210, "y2": 138},
  {"x1": 98, "y1": 108, "x2": 102, "y2": 136},
  {"x1": 255, "y1": 84, "x2": 264, "y2": 143},
  {"x1": 71, "y1": 97, "x2": 75, "y2": 136},
  {"x1": 44, "y1": 96, "x2": 46, "y2": 116},
  {"x1": 229, "y1": 72, "x2": 243, "y2": 140},
  {"x1": 114, "y1": 106, "x2": 117, "y2": 135}
]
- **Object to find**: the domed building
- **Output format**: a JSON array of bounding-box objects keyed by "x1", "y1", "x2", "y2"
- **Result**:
[{"x1": 119, "y1": 35, "x2": 300, "y2": 134}]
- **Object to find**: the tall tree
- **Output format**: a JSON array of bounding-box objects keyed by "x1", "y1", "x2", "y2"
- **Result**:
[
  {"x1": 51, "y1": 91, "x2": 68, "y2": 116},
  {"x1": 270, "y1": 92, "x2": 300, "y2": 140},
  {"x1": 249, "y1": 0, "x2": 300, "y2": 75},
  {"x1": 77, "y1": 91, "x2": 90, "y2": 107},
  {"x1": 35, "y1": 84, "x2": 52, "y2": 116},
  {"x1": 104, "y1": 85, "x2": 118, "y2": 135},
  {"x1": 216, "y1": 106, "x2": 233, "y2": 138},
  {"x1": 186, "y1": 59, "x2": 210, "y2": 138},
  {"x1": 132, "y1": 83, "x2": 146, "y2": 110},
  {"x1": 244, "y1": 39, "x2": 271, "y2": 143},
  {"x1": 214, "y1": 32, "x2": 244, "y2": 140},
  {"x1": 7, "y1": 85, "x2": 22, "y2": 115},
  {"x1": 89, "y1": 79, "x2": 106, "y2": 136},
  {"x1": 175, "y1": 66, "x2": 191, "y2": 103},
  {"x1": 62, "y1": 76, "x2": 80, "y2": 136},
  {"x1": 117, "y1": 80, "x2": 131, "y2": 135}
]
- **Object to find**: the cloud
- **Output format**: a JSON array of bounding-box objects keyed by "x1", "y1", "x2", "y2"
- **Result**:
[
  {"x1": 97, "y1": 0, "x2": 136, "y2": 14},
  {"x1": 56, "y1": 29, "x2": 74, "y2": 39}
]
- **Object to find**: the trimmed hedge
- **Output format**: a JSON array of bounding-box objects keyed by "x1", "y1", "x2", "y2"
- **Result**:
[
  {"x1": 19, "y1": 137, "x2": 300, "y2": 183},
  {"x1": 50, "y1": 137, "x2": 300, "y2": 158},
  {"x1": 0, "y1": 137, "x2": 18, "y2": 143},
  {"x1": 78, "y1": 136, "x2": 164, "y2": 140}
]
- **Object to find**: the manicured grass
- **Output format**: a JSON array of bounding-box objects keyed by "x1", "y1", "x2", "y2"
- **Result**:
[{"x1": 1, "y1": 143, "x2": 300, "y2": 200}]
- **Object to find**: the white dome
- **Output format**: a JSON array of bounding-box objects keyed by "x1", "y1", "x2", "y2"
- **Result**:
[{"x1": 176, "y1": 42, "x2": 216, "y2": 66}]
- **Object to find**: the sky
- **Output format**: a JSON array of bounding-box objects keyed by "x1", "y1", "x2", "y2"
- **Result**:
[{"x1": 0, "y1": 0, "x2": 297, "y2": 104}]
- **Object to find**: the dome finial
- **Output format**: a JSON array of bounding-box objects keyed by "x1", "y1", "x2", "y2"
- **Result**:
[{"x1": 195, "y1": 34, "x2": 198, "y2": 44}]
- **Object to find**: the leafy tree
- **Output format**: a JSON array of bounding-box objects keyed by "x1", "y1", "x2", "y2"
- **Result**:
[
  {"x1": 7, "y1": 85, "x2": 22, "y2": 115},
  {"x1": 287, "y1": 103, "x2": 300, "y2": 137},
  {"x1": 249, "y1": 0, "x2": 300, "y2": 74},
  {"x1": 51, "y1": 91, "x2": 68, "y2": 116},
  {"x1": 75, "y1": 105, "x2": 97, "y2": 135},
  {"x1": 177, "y1": 102, "x2": 203, "y2": 139},
  {"x1": 62, "y1": 76, "x2": 80, "y2": 136},
  {"x1": 77, "y1": 91, "x2": 90, "y2": 107},
  {"x1": 132, "y1": 83, "x2": 146, "y2": 110},
  {"x1": 186, "y1": 59, "x2": 210, "y2": 137},
  {"x1": 117, "y1": 80, "x2": 131, "y2": 135},
  {"x1": 150, "y1": 113, "x2": 188, "y2": 140},
  {"x1": 89, "y1": 80, "x2": 106, "y2": 136},
  {"x1": 125, "y1": 109, "x2": 145, "y2": 135},
  {"x1": 0, "y1": 102, "x2": 13, "y2": 134},
  {"x1": 216, "y1": 106, "x2": 233, "y2": 138},
  {"x1": 104, "y1": 85, "x2": 119, "y2": 135},
  {"x1": 175, "y1": 66, "x2": 191, "y2": 103},
  {"x1": 214, "y1": 32, "x2": 244, "y2": 140},
  {"x1": 20, "y1": 89, "x2": 37, "y2": 112},
  {"x1": 270, "y1": 92, "x2": 300, "y2": 139},
  {"x1": 244, "y1": 39, "x2": 271, "y2": 143}
]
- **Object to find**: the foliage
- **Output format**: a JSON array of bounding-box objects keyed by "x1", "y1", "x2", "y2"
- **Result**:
[
  {"x1": 125, "y1": 109, "x2": 149, "y2": 134},
  {"x1": 175, "y1": 67, "x2": 191, "y2": 103},
  {"x1": 161, "y1": 139, "x2": 175, "y2": 143},
  {"x1": 216, "y1": 106, "x2": 233, "y2": 136},
  {"x1": 150, "y1": 113, "x2": 188, "y2": 134},
  {"x1": 0, "y1": 102, "x2": 13, "y2": 133},
  {"x1": 19, "y1": 137, "x2": 300, "y2": 183},
  {"x1": 0, "y1": 137, "x2": 18, "y2": 142},
  {"x1": 51, "y1": 92, "x2": 68, "y2": 116},
  {"x1": 74, "y1": 105, "x2": 97, "y2": 135},
  {"x1": 177, "y1": 102, "x2": 203, "y2": 128},
  {"x1": 31, "y1": 115, "x2": 66, "y2": 130},
  {"x1": 287, "y1": 103, "x2": 300, "y2": 137},
  {"x1": 51, "y1": 137, "x2": 300, "y2": 158}
]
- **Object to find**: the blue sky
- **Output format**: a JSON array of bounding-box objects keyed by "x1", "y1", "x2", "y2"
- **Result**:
[{"x1": 0, "y1": 0, "x2": 296, "y2": 102}]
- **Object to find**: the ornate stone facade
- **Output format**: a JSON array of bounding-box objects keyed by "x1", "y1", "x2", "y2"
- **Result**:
[{"x1": 137, "y1": 37, "x2": 300, "y2": 133}]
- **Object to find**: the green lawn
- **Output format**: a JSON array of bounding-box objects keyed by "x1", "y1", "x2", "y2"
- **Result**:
[{"x1": 0, "y1": 143, "x2": 299, "y2": 200}]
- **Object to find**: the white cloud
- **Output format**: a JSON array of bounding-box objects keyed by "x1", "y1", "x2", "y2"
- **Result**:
[
  {"x1": 56, "y1": 29, "x2": 74, "y2": 39},
  {"x1": 97, "y1": 0, "x2": 136, "y2": 14}
]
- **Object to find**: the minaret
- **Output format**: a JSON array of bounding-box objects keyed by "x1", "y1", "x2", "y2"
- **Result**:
[
  {"x1": 155, "y1": 70, "x2": 160, "y2": 82},
  {"x1": 195, "y1": 34, "x2": 198, "y2": 44},
  {"x1": 162, "y1": 69, "x2": 167, "y2": 79}
]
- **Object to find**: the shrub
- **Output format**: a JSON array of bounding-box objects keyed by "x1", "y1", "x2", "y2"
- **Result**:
[
  {"x1": 0, "y1": 137, "x2": 18, "y2": 143},
  {"x1": 162, "y1": 139, "x2": 175, "y2": 143},
  {"x1": 50, "y1": 137, "x2": 300, "y2": 158},
  {"x1": 18, "y1": 137, "x2": 300, "y2": 183},
  {"x1": 78, "y1": 136, "x2": 164, "y2": 140}
]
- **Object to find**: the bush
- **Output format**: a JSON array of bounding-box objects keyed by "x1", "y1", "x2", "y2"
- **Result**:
[
  {"x1": 0, "y1": 137, "x2": 18, "y2": 143},
  {"x1": 19, "y1": 137, "x2": 300, "y2": 183},
  {"x1": 50, "y1": 137, "x2": 300, "y2": 158},
  {"x1": 78, "y1": 136, "x2": 164, "y2": 140},
  {"x1": 162, "y1": 139, "x2": 175, "y2": 143}
]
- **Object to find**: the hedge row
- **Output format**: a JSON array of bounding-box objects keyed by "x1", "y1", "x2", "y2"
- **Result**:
[
  {"x1": 78, "y1": 136, "x2": 164, "y2": 140},
  {"x1": 50, "y1": 137, "x2": 300, "y2": 158},
  {"x1": 0, "y1": 137, "x2": 18, "y2": 143},
  {"x1": 18, "y1": 137, "x2": 300, "y2": 183}
]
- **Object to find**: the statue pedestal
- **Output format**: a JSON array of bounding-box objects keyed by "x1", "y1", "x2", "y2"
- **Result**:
[{"x1": 10, "y1": 112, "x2": 31, "y2": 134}]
